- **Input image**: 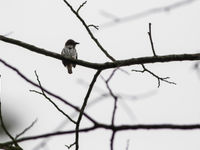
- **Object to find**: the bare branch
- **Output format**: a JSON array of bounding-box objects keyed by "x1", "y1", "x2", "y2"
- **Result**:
[
  {"x1": 132, "y1": 64, "x2": 176, "y2": 87},
  {"x1": 110, "y1": 131, "x2": 116, "y2": 150},
  {"x1": 1, "y1": 35, "x2": 200, "y2": 70},
  {"x1": 77, "y1": 1, "x2": 87, "y2": 13},
  {"x1": 62, "y1": 0, "x2": 115, "y2": 61},
  {"x1": 2, "y1": 123, "x2": 200, "y2": 146},
  {"x1": 148, "y1": 23, "x2": 157, "y2": 56},
  {"x1": 31, "y1": 70, "x2": 76, "y2": 124},
  {"x1": 88, "y1": 24, "x2": 99, "y2": 30},
  {"x1": 75, "y1": 70, "x2": 101, "y2": 150},
  {"x1": 65, "y1": 142, "x2": 76, "y2": 149},
  {"x1": 0, "y1": 58, "x2": 97, "y2": 124},
  {"x1": 15, "y1": 119, "x2": 38, "y2": 139},
  {"x1": 0, "y1": 102, "x2": 22, "y2": 149}
]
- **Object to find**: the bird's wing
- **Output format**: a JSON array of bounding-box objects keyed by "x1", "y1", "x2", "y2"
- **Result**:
[{"x1": 73, "y1": 50, "x2": 77, "y2": 68}]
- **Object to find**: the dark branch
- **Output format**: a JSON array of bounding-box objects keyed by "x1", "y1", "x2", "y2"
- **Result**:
[
  {"x1": 0, "y1": 102, "x2": 22, "y2": 149},
  {"x1": 62, "y1": 0, "x2": 115, "y2": 61},
  {"x1": 88, "y1": 24, "x2": 99, "y2": 30},
  {"x1": 2, "y1": 123, "x2": 200, "y2": 146},
  {"x1": 31, "y1": 71, "x2": 76, "y2": 124},
  {"x1": 77, "y1": 1, "x2": 87, "y2": 13},
  {"x1": 110, "y1": 132, "x2": 116, "y2": 150},
  {"x1": 1, "y1": 35, "x2": 200, "y2": 70},
  {"x1": 132, "y1": 64, "x2": 176, "y2": 87},
  {"x1": 148, "y1": 23, "x2": 157, "y2": 56},
  {"x1": 15, "y1": 119, "x2": 38, "y2": 139},
  {"x1": 0, "y1": 58, "x2": 97, "y2": 124},
  {"x1": 75, "y1": 70, "x2": 101, "y2": 150}
]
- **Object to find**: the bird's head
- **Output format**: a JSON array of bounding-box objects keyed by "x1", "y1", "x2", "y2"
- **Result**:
[{"x1": 65, "y1": 39, "x2": 79, "y2": 47}]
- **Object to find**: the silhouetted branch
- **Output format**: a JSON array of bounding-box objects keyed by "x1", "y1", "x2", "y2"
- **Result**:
[
  {"x1": 75, "y1": 70, "x2": 101, "y2": 150},
  {"x1": 1, "y1": 123, "x2": 200, "y2": 147},
  {"x1": 132, "y1": 64, "x2": 176, "y2": 87},
  {"x1": 0, "y1": 58, "x2": 97, "y2": 124},
  {"x1": 62, "y1": 0, "x2": 116, "y2": 61},
  {"x1": 30, "y1": 71, "x2": 76, "y2": 124},
  {"x1": 148, "y1": 23, "x2": 157, "y2": 56},
  {"x1": 1, "y1": 35, "x2": 200, "y2": 70},
  {"x1": 0, "y1": 102, "x2": 22, "y2": 149},
  {"x1": 88, "y1": 24, "x2": 99, "y2": 30},
  {"x1": 77, "y1": 1, "x2": 87, "y2": 13},
  {"x1": 110, "y1": 131, "x2": 116, "y2": 150},
  {"x1": 15, "y1": 119, "x2": 38, "y2": 139},
  {"x1": 101, "y1": 69, "x2": 119, "y2": 150},
  {"x1": 65, "y1": 142, "x2": 76, "y2": 149}
]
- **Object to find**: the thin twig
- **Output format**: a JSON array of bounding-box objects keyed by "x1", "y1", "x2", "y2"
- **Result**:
[
  {"x1": 148, "y1": 23, "x2": 157, "y2": 56},
  {"x1": 88, "y1": 24, "x2": 99, "y2": 30},
  {"x1": 15, "y1": 119, "x2": 38, "y2": 139},
  {"x1": 75, "y1": 70, "x2": 101, "y2": 150},
  {"x1": 32, "y1": 70, "x2": 77, "y2": 124},
  {"x1": 132, "y1": 64, "x2": 176, "y2": 87},
  {"x1": 65, "y1": 142, "x2": 76, "y2": 149},
  {"x1": 62, "y1": 0, "x2": 116, "y2": 61},
  {"x1": 0, "y1": 102, "x2": 22, "y2": 149},
  {"x1": 110, "y1": 131, "x2": 116, "y2": 150},
  {"x1": 77, "y1": 1, "x2": 87, "y2": 13}
]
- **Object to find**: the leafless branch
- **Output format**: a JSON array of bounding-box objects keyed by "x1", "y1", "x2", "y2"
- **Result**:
[
  {"x1": 75, "y1": 70, "x2": 101, "y2": 150},
  {"x1": 77, "y1": 1, "x2": 87, "y2": 13},
  {"x1": 148, "y1": 23, "x2": 157, "y2": 56},
  {"x1": 31, "y1": 70, "x2": 76, "y2": 124},
  {"x1": 62, "y1": 0, "x2": 115, "y2": 61},
  {"x1": 2, "y1": 123, "x2": 200, "y2": 147},
  {"x1": 0, "y1": 58, "x2": 97, "y2": 124},
  {"x1": 110, "y1": 131, "x2": 116, "y2": 150},
  {"x1": 132, "y1": 64, "x2": 176, "y2": 87},
  {"x1": 101, "y1": 69, "x2": 119, "y2": 150},
  {"x1": 15, "y1": 119, "x2": 38, "y2": 139},
  {"x1": 88, "y1": 24, "x2": 99, "y2": 30},
  {"x1": 0, "y1": 102, "x2": 22, "y2": 149},
  {"x1": 65, "y1": 142, "x2": 76, "y2": 149},
  {"x1": 1, "y1": 35, "x2": 200, "y2": 70}
]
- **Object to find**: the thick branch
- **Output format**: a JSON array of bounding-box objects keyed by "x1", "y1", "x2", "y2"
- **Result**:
[
  {"x1": 1, "y1": 123, "x2": 200, "y2": 147},
  {"x1": 1, "y1": 35, "x2": 200, "y2": 70}
]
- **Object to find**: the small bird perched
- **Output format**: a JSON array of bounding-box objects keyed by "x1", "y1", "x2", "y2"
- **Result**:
[{"x1": 61, "y1": 39, "x2": 79, "y2": 74}]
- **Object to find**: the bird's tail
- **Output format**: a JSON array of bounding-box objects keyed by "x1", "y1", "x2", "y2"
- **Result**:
[{"x1": 67, "y1": 64, "x2": 73, "y2": 74}]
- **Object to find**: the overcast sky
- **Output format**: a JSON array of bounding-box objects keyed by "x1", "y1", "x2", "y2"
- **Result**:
[{"x1": 1, "y1": 0, "x2": 200, "y2": 150}]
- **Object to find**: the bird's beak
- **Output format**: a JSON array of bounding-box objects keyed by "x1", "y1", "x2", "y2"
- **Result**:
[{"x1": 75, "y1": 42, "x2": 79, "y2": 45}]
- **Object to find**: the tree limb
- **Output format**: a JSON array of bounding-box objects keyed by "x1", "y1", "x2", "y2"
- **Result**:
[{"x1": 1, "y1": 35, "x2": 200, "y2": 70}]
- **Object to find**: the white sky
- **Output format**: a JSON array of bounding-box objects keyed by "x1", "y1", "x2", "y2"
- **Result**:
[{"x1": 1, "y1": 0, "x2": 200, "y2": 150}]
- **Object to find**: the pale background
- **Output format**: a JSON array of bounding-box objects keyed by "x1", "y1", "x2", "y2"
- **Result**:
[{"x1": 0, "y1": 0, "x2": 200, "y2": 150}]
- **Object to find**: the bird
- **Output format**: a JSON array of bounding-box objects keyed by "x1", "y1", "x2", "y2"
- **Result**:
[{"x1": 61, "y1": 39, "x2": 79, "y2": 74}]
